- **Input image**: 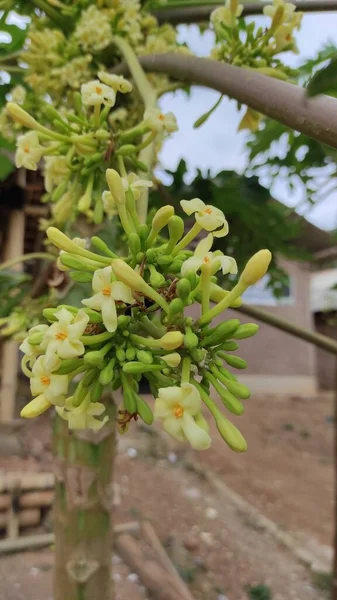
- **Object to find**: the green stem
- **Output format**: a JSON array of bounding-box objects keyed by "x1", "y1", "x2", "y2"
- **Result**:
[
  {"x1": 198, "y1": 281, "x2": 246, "y2": 326},
  {"x1": 200, "y1": 267, "x2": 212, "y2": 315},
  {"x1": 181, "y1": 356, "x2": 191, "y2": 383},
  {"x1": 29, "y1": 0, "x2": 70, "y2": 30},
  {"x1": 173, "y1": 223, "x2": 202, "y2": 255},
  {"x1": 80, "y1": 332, "x2": 115, "y2": 346},
  {"x1": 111, "y1": 36, "x2": 156, "y2": 224},
  {"x1": 191, "y1": 377, "x2": 220, "y2": 418},
  {"x1": 0, "y1": 252, "x2": 55, "y2": 271}
]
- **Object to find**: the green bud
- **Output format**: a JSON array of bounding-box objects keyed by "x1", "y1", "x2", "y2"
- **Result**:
[
  {"x1": 169, "y1": 260, "x2": 183, "y2": 273},
  {"x1": 136, "y1": 251, "x2": 145, "y2": 263},
  {"x1": 84, "y1": 351, "x2": 104, "y2": 367},
  {"x1": 27, "y1": 331, "x2": 44, "y2": 345},
  {"x1": 72, "y1": 381, "x2": 88, "y2": 407},
  {"x1": 150, "y1": 206, "x2": 174, "y2": 237},
  {"x1": 51, "y1": 179, "x2": 69, "y2": 203},
  {"x1": 221, "y1": 354, "x2": 247, "y2": 370},
  {"x1": 125, "y1": 345, "x2": 136, "y2": 361},
  {"x1": 116, "y1": 348, "x2": 126, "y2": 363},
  {"x1": 99, "y1": 358, "x2": 115, "y2": 385},
  {"x1": 128, "y1": 233, "x2": 141, "y2": 255},
  {"x1": 146, "y1": 248, "x2": 157, "y2": 264},
  {"x1": 148, "y1": 265, "x2": 166, "y2": 288},
  {"x1": 82, "y1": 368, "x2": 98, "y2": 387},
  {"x1": 136, "y1": 395, "x2": 154, "y2": 425},
  {"x1": 95, "y1": 129, "x2": 110, "y2": 141},
  {"x1": 91, "y1": 236, "x2": 116, "y2": 258},
  {"x1": 70, "y1": 271, "x2": 93, "y2": 283},
  {"x1": 82, "y1": 308, "x2": 103, "y2": 324},
  {"x1": 138, "y1": 224, "x2": 149, "y2": 243},
  {"x1": 55, "y1": 358, "x2": 84, "y2": 375},
  {"x1": 123, "y1": 362, "x2": 162, "y2": 374},
  {"x1": 186, "y1": 272, "x2": 198, "y2": 289},
  {"x1": 215, "y1": 412, "x2": 247, "y2": 452},
  {"x1": 91, "y1": 380, "x2": 104, "y2": 402},
  {"x1": 136, "y1": 349, "x2": 153, "y2": 364},
  {"x1": 60, "y1": 253, "x2": 100, "y2": 273},
  {"x1": 184, "y1": 326, "x2": 199, "y2": 350},
  {"x1": 207, "y1": 373, "x2": 244, "y2": 415},
  {"x1": 217, "y1": 365, "x2": 237, "y2": 381},
  {"x1": 117, "y1": 315, "x2": 131, "y2": 329},
  {"x1": 156, "y1": 255, "x2": 172, "y2": 267},
  {"x1": 93, "y1": 195, "x2": 104, "y2": 225},
  {"x1": 168, "y1": 298, "x2": 184, "y2": 321},
  {"x1": 167, "y1": 215, "x2": 184, "y2": 251},
  {"x1": 201, "y1": 319, "x2": 240, "y2": 347},
  {"x1": 190, "y1": 348, "x2": 206, "y2": 362},
  {"x1": 43, "y1": 308, "x2": 57, "y2": 322},
  {"x1": 217, "y1": 371, "x2": 250, "y2": 399},
  {"x1": 176, "y1": 278, "x2": 191, "y2": 302},
  {"x1": 116, "y1": 144, "x2": 137, "y2": 156},
  {"x1": 123, "y1": 386, "x2": 137, "y2": 414},
  {"x1": 233, "y1": 323, "x2": 259, "y2": 339},
  {"x1": 217, "y1": 341, "x2": 239, "y2": 352}
]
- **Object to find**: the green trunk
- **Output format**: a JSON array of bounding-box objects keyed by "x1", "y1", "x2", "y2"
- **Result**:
[{"x1": 52, "y1": 404, "x2": 115, "y2": 600}]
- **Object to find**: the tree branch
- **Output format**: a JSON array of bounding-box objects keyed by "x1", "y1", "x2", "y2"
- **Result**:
[
  {"x1": 112, "y1": 53, "x2": 337, "y2": 149},
  {"x1": 237, "y1": 303, "x2": 337, "y2": 355},
  {"x1": 154, "y1": 0, "x2": 337, "y2": 24}
]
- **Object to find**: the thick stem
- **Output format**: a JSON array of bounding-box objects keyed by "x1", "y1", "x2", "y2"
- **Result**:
[
  {"x1": 0, "y1": 252, "x2": 55, "y2": 271},
  {"x1": 112, "y1": 53, "x2": 337, "y2": 150},
  {"x1": 28, "y1": 0, "x2": 70, "y2": 30},
  {"x1": 53, "y1": 403, "x2": 115, "y2": 600}
]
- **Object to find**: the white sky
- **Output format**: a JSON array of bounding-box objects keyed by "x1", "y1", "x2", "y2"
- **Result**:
[{"x1": 159, "y1": 12, "x2": 337, "y2": 231}]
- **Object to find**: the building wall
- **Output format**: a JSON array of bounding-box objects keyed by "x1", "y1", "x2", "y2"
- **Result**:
[
  {"x1": 189, "y1": 259, "x2": 317, "y2": 395},
  {"x1": 314, "y1": 312, "x2": 337, "y2": 390}
]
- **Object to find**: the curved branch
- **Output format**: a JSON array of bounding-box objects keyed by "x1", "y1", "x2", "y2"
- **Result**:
[
  {"x1": 112, "y1": 53, "x2": 337, "y2": 149},
  {"x1": 154, "y1": 0, "x2": 337, "y2": 24}
]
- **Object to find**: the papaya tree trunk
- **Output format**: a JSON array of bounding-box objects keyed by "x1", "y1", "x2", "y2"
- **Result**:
[{"x1": 52, "y1": 403, "x2": 115, "y2": 600}]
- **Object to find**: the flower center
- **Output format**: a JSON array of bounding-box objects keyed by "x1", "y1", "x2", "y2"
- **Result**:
[
  {"x1": 95, "y1": 86, "x2": 103, "y2": 95},
  {"x1": 40, "y1": 375, "x2": 50, "y2": 386},
  {"x1": 102, "y1": 286, "x2": 111, "y2": 296},
  {"x1": 203, "y1": 256, "x2": 210, "y2": 264},
  {"x1": 23, "y1": 147, "x2": 30, "y2": 153},
  {"x1": 204, "y1": 207, "x2": 213, "y2": 215},
  {"x1": 158, "y1": 114, "x2": 165, "y2": 121},
  {"x1": 55, "y1": 331, "x2": 67, "y2": 341},
  {"x1": 173, "y1": 404, "x2": 184, "y2": 419}
]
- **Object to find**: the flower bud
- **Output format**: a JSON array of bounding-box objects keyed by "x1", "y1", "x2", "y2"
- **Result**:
[
  {"x1": 161, "y1": 352, "x2": 181, "y2": 368},
  {"x1": 21, "y1": 395, "x2": 51, "y2": 419},
  {"x1": 233, "y1": 323, "x2": 259, "y2": 339},
  {"x1": 128, "y1": 233, "x2": 141, "y2": 256},
  {"x1": 123, "y1": 362, "x2": 162, "y2": 374},
  {"x1": 209, "y1": 284, "x2": 242, "y2": 307},
  {"x1": 221, "y1": 354, "x2": 247, "y2": 370},
  {"x1": 111, "y1": 259, "x2": 169, "y2": 312},
  {"x1": 214, "y1": 412, "x2": 247, "y2": 452},
  {"x1": 106, "y1": 168, "x2": 126, "y2": 205},
  {"x1": 99, "y1": 359, "x2": 115, "y2": 385},
  {"x1": 55, "y1": 359, "x2": 84, "y2": 375},
  {"x1": 6, "y1": 102, "x2": 39, "y2": 129},
  {"x1": 84, "y1": 351, "x2": 104, "y2": 367},
  {"x1": 70, "y1": 271, "x2": 93, "y2": 283},
  {"x1": 184, "y1": 326, "x2": 199, "y2": 350},
  {"x1": 136, "y1": 350, "x2": 153, "y2": 364},
  {"x1": 167, "y1": 215, "x2": 184, "y2": 248},
  {"x1": 158, "y1": 331, "x2": 184, "y2": 351},
  {"x1": 47, "y1": 227, "x2": 78, "y2": 253},
  {"x1": 240, "y1": 250, "x2": 272, "y2": 287},
  {"x1": 136, "y1": 395, "x2": 154, "y2": 425},
  {"x1": 176, "y1": 278, "x2": 191, "y2": 302},
  {"x1": 201, "y1": 319, "x2": 240, "y2": 347},
  {"x1": 27, "y1": 331, "x2": 44, "y2": 345},
  {"x1": 151, "y1": 205, "x2": 174, "y2": 235}
]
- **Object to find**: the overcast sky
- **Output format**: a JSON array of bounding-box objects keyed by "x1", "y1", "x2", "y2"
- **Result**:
[{"x1": 159, "y1": 12, "x2": 337, "y2": 231}]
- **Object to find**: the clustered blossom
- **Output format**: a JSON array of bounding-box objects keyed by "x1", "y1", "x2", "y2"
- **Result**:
[{"x1": 19, "y1": 166, "x2": 271, "y2": 452}]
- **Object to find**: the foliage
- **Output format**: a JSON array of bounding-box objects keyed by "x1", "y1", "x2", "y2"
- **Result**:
[
  {"x1": 151, "y1": 160, "x2": 307, "y2": 296},
  {"x1": 248, "y1": 584, "x2": 273, "y2": 600}
]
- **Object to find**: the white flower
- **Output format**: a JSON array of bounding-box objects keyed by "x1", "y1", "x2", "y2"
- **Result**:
[
  {"x1": 11, "y1": 85, "x2": 26, "y2": 105},
  {"x1": 182, "y1": 234, "x2": 237, "y2": 277},
  {"x1": 263, "y1": 0, "x2": 296, "y2": 20},
  {"x1": 102, "y1": 191, "x2": 118, "y2": 218},
  {"x1": 211, "y1": 1, "x2": 243, "y2": 27},
  {"x1": 57, "y1": 394, "x2": 108, "y2": 431},
  {"x1": 44, "y1": 308, "x2": 89, "y2": 360},
  {"x1": 30, "y1": 354, "x2": 68, "y2": 406},
  {"x1": 143, "y1": 107, "x2": 178, "y2": 133},
  {"x1": 154, "y1": 383, "x2": 211, "y2": 450},
  {"x1": 15, "y1": 131, "x2": 43, "y2": 171},
  {"x1": 98, "y1": 71, "x2": 133, "y2": 93},
  {"x1": 19, "y1": 324, "x2": 49, "y2": 363},
  {"x1": 180, "y1": 198, "x2": 229, "y2": 238},
  {"x1": 81, "y1": 80, "x2": 116, "y2": 107},
  {"x1": 82, "y1": 266, "x2": 133, "y2": 333},
  {"x1": 44, "y1": 156, "x2": 70, "y2": 193},
  {"x1": 121, "y1": 173, "x2": 153, "y2": 201}
]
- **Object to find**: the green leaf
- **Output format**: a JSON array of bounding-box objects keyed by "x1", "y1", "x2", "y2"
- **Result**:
[
  {"x1": 306, "y1": 55, "x2": 337, "y2": 97},
  {"x1": 0, "y1": 153, "x2": 14, "y2": 180},
  {"x1": 0, "y1": 23, "x2": 27, "y2": 56}
]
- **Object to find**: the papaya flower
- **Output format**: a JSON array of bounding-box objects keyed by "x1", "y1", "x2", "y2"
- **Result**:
[
  {"x1": 182, "y1": 234, "x2": 237, "y2": 276},
  {"x1": 143, "y1": 107, "x2": 178, "y2": 133},
  {"x1": 180, "y1": 198, "x2": 229, "y2": 238},
  {"x1": 57, "y1": 394, "x2": 108, "y2": 431},
  {"x1": 44, "y1": 308, "x2": 89, "y2": 359},
  {"x1": 81, "y1": 80, "x2": 116, "y2": 107},
  {"x1": 30, "y1": 354, "x2": 68, "y2": 406},
  {"x1": 82, "y1": 266, "x2": 133, "y2": 332},
  {"x1": 154, "y1": 383, "x2": 211, "y2": 450},
  {"x1": 15, "y1": 131, "x2": 43, "y2": 170},
  {"x1": 19, "y1": 324, "x2": 49, "y2": 364}
]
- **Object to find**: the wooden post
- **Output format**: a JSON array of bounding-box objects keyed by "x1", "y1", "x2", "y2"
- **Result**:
[{"x1": 0, "y1": 208, "x2": 25, "y2": 422}]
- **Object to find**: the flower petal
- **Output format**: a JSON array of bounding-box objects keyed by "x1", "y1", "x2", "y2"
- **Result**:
[
  {"x1": 181, "y1": 412, "x2": 211, "y2": 450},
  {"x1": 92, "y1": 266, "x2": 112, "y2": 293},
  {"x1": 101, "y1": 298, "x2": 117, "y2": 332},
  {"x1": 154, "y1": 397, "x2": 173, "y2": 420},
  {"x1": 163, "y1": 416, "x2": 185, "y2": 441},
  {"x1": 82, "y1": 292, "x2": 103, "y2": 311},
  {"x1": 180, "y1": 383, "x2": 202, "y2": 415},
  {"x1": 111, "y1": 281, "x2": 133, "y2": 304},
  {"x1": 219, "y1": 255, "x2": 238, "y2": 275},
  {"x1": 181, "y1": 256, "x2": 203, "y2": 276},
  {"x1": 180, "y1": 198, "x2": 205, "y2": 216},
  {"x1": 213, "y1": 222, "x2": 229, "y2": 238}
]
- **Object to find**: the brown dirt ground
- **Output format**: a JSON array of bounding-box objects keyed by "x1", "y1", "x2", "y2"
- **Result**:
[{"x1": 0, "y1": 390, "x2": 334, "y2": 599}]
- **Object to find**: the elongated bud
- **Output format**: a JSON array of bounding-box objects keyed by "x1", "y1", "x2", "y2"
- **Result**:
[
  {"x1": 82, "y1": 368, "x2": 99, "y2": 387},
  {"x1": 27, "y1": 331, "x2": 44, "y2": 345},
  {"x1": 167, "y1": 298, "x2": 184, "y2": 321},
  {"x1": 70, "y1": 271, "x2": 93, "y2": 283},
  {"x1": 201, "y1": 319, "x2": 240, "y2": 347},
  {"x1": 116, "y1": 348, "x2": 126, "y2": 362},
  {"x1": 158, "y1": 331, "x2": 184, "y2": 350},
  {"x1": 215, "y1": 412, "x2": 247, "y2": 452},
  {"x1": 169, "y1": 260, "x2": 183, "y2": 273},
  {"x1": 208, "y1": 372, "x2": 244, "y2": 415},
  {"x1": 84, "y1": 351, "x2": 105, "y2": 367},
  {"x1": 6, "y1": 102, "x2": 39, "y2": 129},
  {"x1": 138, "y1": 224, "x2": 149, "y2": 243},
  {"x1": 184, "y1": 326, "x2": 199, "y2": 350},
  {"x1": 111, "y1": 259, "x2": 169, "y2": 312},
  {"x1": 78, "y1": 191, "x2": 92, "y2": 213},
  {"x1": 117, "y1": 315, "x2": 131, "y2": 329},
  {"x1": 43, "y1": 308, "x2": 57, "y2": 322},
  {"x1": 156, "y1": 255, "x2": 172, "y2": 267},
  {"x1": 125, "y1": 345, "x2": 136, "y2": 361},
  {"x1": 60, "y1": 253, "x2": 100, "y2": 273},
  {"x1": 21, "y1": 395, "x2": 51, "y2": 419},
  {"x1": 150, "y1": 205, "x2": 174, "y2": 237},
  {"x1": 209, "y1": 284, "x2": 242, "y2": 307},
  {"x1": 217, "y1": 370, "x2": 250, "y2": 399},
  {"x1": 91, "y1": 380, "x2": 104, "y2": 402},
  {"x1": 167, "y1": 215, "x2": 184, "y2": 249},
  {"x1": 218, "y1": 341, "x2": 239, "y2": 351},
  {"x1": 47, "y1": 227, "x2": 78, "y2": 253},
  {"x1": 221, "y1": 354, "x2": 247, "y2": 369},
  {"x1": 123, "y1": 362, "x2": 162, "y2": 374},
  {"x1": 240, "y1": 250, "x2": 272, "y2": 287},
  {"x1": 106, "y1": 169, "x2": 125, "y2": 205},
  {"x1": 233, "y1": 323, "x2": 259, "y2": 339},
  {"x1": 136, "y1": 395, "x2": 154, "y2": 424},
  {"x1": 176, "y1": 278, "x2": 191, "y2": 302},
  {"x1": 161, "y1": 352, "x2": 181, "y2": 368},
  {"x1": 136, "y1": 350, "x2": 154, "y2": 364},
  {"x1": 55, "y1": 358, "x2": 84, "y2": 375},
  {"x1": 128, "y1": 233, "x2": 141, "y2": 256},
  {"x1": 99, "y1": 358, "x2": 115, "y2": 385}
]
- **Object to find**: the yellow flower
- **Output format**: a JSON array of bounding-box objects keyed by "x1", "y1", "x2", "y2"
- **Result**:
[
  {"x1": 154, "y1": 383, "x2": 211, "y2": 449},
  {"x1": 57, "y1": 394, "x2": 108, "y2": 431},
  {"x1": 181, "y1": 234, "x2": 237, "y2": 276},
  {"x1": 30, "y1": 354, "x2": 68, "y2": 406},
  {"x1": 143, "y1": 107, "x2": 178, "y2": 133},
  {"x1": 180, "y1": 198, "x2": 229, "y2": 238},
  {"x1": 19, "y1": 324, "x2": 49, "y2": 363},
  {"x1": 44, "y1": 156, "x2": 70, "y2": 193},
  {"x1": 82, "y1": 266, "x2": 133, "y2": 332},
  {"x1": 81, "y1": 80, "x2": 116, "y2": 107},
  {"x1": 98, "y1": 71, "x2": 133, "y2": 93},
  {"x1": 102, "y1": 191, "x2": 118, "y2": 218},
  {"x1": 121, "y1": 173, "x2": 153, "y2": 200},
  {"x1": 44, "y1": 308, "x2": 89, "y2": 360},
  {"x1": 210, "y1": 1, "x2": 243, "y2": 28},
  {"x1": 161, "y1": 353, "x2": 181, "y2": 368},
  {"x1": 21, "y1": 394, "x2": 52, "y2": 419},
  {"x1": 15, "y1": 131, "x2": 43, "y2": 170}
]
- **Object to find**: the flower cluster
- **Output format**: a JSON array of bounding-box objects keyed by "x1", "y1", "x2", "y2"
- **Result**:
[
  {"x1": 7, "y1": 74, "x2": 177, "y2": 228},
  {"x1": 19, "y1": 167, "x2": 271, "y2": 452},
  {"x1": 209, "y1": 0, "x2": 302, "y2": 131}
]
